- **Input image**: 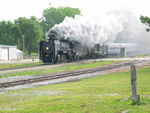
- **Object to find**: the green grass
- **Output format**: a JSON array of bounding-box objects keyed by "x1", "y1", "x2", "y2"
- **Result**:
[
  {"x1": 0, "y1": 61, "x2": 118, "y2": 78},
  {"x1": 0, "y1": 66, "x2": 150, "y2": 113},
  {"x1": 0, "y1": 62, "x2": 42, "y2": 70},
  {"x1": 138, "y1": 54, "x2": 149, "y2": 58}
]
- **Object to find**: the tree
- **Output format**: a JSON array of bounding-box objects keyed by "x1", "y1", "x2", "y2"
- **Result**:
[
  {"x1": 40, "y1": 7, "x2": 81, "y2": 32},
  {"x1": 0, "y1": 21, "x2": 21, "y2": 45},
  {"x1": 140, "y1": 16, "x2": 150, "y2": 32},
  {"x1": 15, "y1": 17, "x2": 44, "y2": 55}
]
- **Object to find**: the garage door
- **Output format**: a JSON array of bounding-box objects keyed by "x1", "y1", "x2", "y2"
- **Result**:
[{"x1": 1, "y1": 48, "x2": 8, "y2": 60}]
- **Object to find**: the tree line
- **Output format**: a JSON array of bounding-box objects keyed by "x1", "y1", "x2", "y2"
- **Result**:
[{"x1": 0, "y1": 7, "x2": 81, "y2": 55}]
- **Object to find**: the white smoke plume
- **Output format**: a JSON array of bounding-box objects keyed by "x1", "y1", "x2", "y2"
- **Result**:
[{"x1": 50, "y1": 10, "x2": 150, "y2": 54}]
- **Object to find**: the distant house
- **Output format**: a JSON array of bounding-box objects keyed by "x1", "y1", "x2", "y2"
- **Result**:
[{"x1": 0, "y1": 45, "x2": 23, "y2": 60}]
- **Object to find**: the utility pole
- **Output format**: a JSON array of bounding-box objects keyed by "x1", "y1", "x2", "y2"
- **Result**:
[
  {"x1": 22, "y1": 35, "x2": 25, "y2": 59},
  {"x1": 45, "y1": 31, "x2": 48, "y2": 40}
]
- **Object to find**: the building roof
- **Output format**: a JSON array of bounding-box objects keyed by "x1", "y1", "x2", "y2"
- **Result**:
[{"x1": 0, "y1": 45, "x2": 17, "y2": 48}]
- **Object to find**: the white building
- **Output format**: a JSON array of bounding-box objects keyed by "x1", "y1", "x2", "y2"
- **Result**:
[{"x1": 0, "y1": 45, "x2": 23, "y2": 60}]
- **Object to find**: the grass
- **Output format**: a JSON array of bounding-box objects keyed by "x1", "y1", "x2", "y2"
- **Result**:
[
  {"x1": 0, "y1": 66, "x2": 150, "y2": 113},
  {"x1": 0, "y1": 61, "x2": 118, "y2": 78},
  {"x1": 138, "y1": 54, "x2": 149, "y2": 58},
  {"x1": 0, "y1": 62, "x2": 42, "y2": 70}
]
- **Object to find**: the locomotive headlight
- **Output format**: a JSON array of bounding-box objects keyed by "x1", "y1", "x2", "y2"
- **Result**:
[{"x1": 46, "y1": 47, "x2": 49, "y2": 50}]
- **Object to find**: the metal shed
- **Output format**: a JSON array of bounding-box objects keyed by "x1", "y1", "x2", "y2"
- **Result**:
[{"x1": 0, "y1": 45, "x2": 22, "y2": 60}]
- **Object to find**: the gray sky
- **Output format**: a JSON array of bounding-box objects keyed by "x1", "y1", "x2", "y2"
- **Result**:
[{"x1": 0, "y1": 0, "x2": 150, "y2": 21}]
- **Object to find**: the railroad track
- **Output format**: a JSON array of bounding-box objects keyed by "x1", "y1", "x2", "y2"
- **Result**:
[
  {"x1": 0, "y1": 62, "x2": 133, "y2": 89},
  {"x1": 0, "y1": 64, "x2": 46, "y2": 71},
  {"x1": 0, "y1": 60, "x2": 93, "y2": 71}
]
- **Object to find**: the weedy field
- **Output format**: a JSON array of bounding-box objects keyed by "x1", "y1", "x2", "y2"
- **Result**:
[{"x1": 0, "y1": 64, "x2": 150, "y2": 113}]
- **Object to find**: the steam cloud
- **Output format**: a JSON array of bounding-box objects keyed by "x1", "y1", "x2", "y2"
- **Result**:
[{"x1": 50, "y1": 10, "x2": 150, "y2": 54}]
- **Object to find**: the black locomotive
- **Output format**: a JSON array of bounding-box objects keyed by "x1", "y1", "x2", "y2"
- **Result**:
[{"x1": 39, "y1": 30, "x2": 108, "y2": 64}]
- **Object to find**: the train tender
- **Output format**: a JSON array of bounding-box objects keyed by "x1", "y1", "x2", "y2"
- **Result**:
[{"x1": 39, "y1": 30, "x2": 108, "y2": 64}]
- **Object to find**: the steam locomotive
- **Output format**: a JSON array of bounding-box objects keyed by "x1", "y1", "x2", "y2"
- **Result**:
[{"x1": 39, "y1": 30, "x2": 108, "y2": 64}]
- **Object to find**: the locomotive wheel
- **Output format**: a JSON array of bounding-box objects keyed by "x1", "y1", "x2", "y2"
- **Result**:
[
  {"x1": 56, "y1": 55, "x2": 67, "y2": 63},
  {"x1": 61, "y1": 55, "x2": 67, "y2": 63}
]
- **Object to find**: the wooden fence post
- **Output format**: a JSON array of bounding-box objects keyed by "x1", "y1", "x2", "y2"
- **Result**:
[{"x1": 130, "y1": 63, "x2": 140, "y2": 104}]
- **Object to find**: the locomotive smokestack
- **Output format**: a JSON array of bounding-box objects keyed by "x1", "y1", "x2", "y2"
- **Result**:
[{"x1": 48, "y1": 29, "x2": 59, "y2": 40}]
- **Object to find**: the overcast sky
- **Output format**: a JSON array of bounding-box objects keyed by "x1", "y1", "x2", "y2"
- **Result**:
[{"x1": 0, "y1": 0, "x2": 150, "y2": 21}]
